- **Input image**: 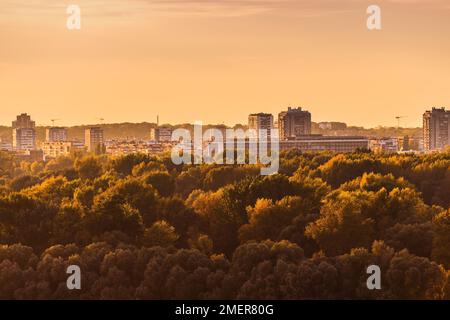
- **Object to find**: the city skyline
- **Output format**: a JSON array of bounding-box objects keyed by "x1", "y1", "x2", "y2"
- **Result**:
[
  {"x1": 1, "y1": 1, "x2": 450, "y2": 305},
  {"x1": 1, "y1": 1, "x2": 450, "y2": 127},
  {"x1": 4, "y1": 107, "x2": 448, "y2": 157},
  {"x1": 0, "y1": 109, "x2": 432, "y2": 129}
]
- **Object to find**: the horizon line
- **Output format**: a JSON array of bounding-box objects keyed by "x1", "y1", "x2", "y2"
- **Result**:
[{"x1": 0, "y1": 121, "x2": 423, "y2": 130}]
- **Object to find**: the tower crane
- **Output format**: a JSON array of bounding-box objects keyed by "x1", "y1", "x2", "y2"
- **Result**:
[{"x1": 96, "y1": 118, "x2": 105, "y2": 125}]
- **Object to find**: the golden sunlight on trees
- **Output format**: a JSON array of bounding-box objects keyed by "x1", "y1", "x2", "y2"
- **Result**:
[{"x1": 0, "y1": 150, "x2": 448, "y2": 299}]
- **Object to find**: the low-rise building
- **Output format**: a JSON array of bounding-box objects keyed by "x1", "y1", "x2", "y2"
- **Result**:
[
  {"x1": 13, "y1": 150, "x2": 44, "y2": 162},
  {"x1": 150, "y1": 126, "x2": 173, "y2": 142},
  {"x1": 41, "y1": 141, "x2": 73, "y2": 159},
  {"x1": 369, "y1": 138, "x2": 398, "y2": 153},
  {"x1": 106, "y1": 140, "x2": 168, "y2": 156},
  {"x1": 280, "y1": 135, "x2": 369, "y2": 153},
  {"x1": 0, "y1": 139, "x2": 12, "y2": 151}
]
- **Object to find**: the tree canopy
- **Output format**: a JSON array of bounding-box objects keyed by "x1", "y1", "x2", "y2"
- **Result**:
[{"x1": 0, "y1": 150, "x2": 448, "y2": 299}]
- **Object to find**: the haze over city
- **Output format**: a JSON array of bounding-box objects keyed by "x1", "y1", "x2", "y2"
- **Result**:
[{"x1": 1, "y1": 0, "x2": 450, "y2": 127}]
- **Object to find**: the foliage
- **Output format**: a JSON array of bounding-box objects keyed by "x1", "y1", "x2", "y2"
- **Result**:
[{"x1": 0, "y1": 150, "x2": 448, "y2": 299}]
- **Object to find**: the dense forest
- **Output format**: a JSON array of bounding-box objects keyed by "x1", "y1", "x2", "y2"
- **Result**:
[{"x1": 0, "y1": 149, "x2": 449, "y2": 299}]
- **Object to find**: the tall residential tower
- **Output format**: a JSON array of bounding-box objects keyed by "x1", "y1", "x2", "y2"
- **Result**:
[
  {"x1": 278, "y1": 107, "x2": 311, "y2": 140},
  {"x1": 248, "y1": 113, "x2": 274, "y2": 140},
  {"x1": 46, "y1": 127, "x2": 68, "y2": 142},
  {"x1": 12, "y1": 113, "x2": 36, "y2": 151},
  {"x1": 85, "y1": 127, "x2": 105, "y2": 154},
  {"x1": 423, "y1": 107, "x2": 450, "y2": 151}
]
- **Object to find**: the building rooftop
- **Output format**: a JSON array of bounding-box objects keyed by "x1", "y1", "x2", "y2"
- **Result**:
[
  {"x1": 284, "y1": 135, "x2": 368, "y2": 141},
  {"x1": 249, "y1": 113, "x2": 273, "y2": 117}
]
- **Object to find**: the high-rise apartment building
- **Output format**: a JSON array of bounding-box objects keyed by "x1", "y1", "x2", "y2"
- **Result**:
[
  {"x1": 248, "y1": 113, "x2": 274, "y2": 140},
  {"x1": 85, "y1": 127, "x2": 105, "y2": 154},
  {"x1": 278, "y1": 107, "x2": 311, "y2": 141},
  {"x1": 13, "y1": 128, "x2": 37, "y2": 151},
  {"x1": 12, "y1": 113, "x2": 36, "y2": 151},
  {"x1": 46, "y1": 127, "x2": 68, "y2": 142},
  {"x1": 12, "y1": 113, "x2": 35, "y2": 129},
  {"x1": 423, "y1": 107, "x2": 450, "y2": 151}
]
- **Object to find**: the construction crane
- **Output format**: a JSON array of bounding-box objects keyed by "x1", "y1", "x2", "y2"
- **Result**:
[
  {"x1": 395, "y1": 116, "x2": 406, "y2": 129},
  {"x1": 50, "y1": 119, "x2": 60, "y2": 126}
]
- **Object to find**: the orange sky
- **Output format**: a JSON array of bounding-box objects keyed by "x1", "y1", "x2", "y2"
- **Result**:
[{"x1": 1, "y1": 0, "x2": 450, "y2": 127}]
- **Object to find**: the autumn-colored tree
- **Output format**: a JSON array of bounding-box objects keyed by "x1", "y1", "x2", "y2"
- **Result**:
[
  {"x1": 431, "y1": 210, "x2": 450, "y2": 268},
  {"x1": 75, "y1": 156, "x2": 103, "y2": 180},
  {"x1": 143, "y1": 221, "x2": 179, "y2": 247},
  {"x1": 239, "y1": 196, "x2": 303, "y2": 243},
  {"x1": 143, "y1": 171, "x2": 175, "y2": 197},
  {"x1": 0, "y1": 150, "x2": 448, "y2": 300}
]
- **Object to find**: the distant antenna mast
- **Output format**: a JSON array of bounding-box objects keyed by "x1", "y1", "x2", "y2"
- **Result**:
[
  {"x1": 395, "y1": 116, "x2": 406, "y2": 129},
  {"x1": 157, "y1": 115, "x2": 159, "y2": 126},
  {"x1": 50, "y1": 119, "x2": 60, "y2": 126}
]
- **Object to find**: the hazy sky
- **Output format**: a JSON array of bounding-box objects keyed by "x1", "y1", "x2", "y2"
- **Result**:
[{"x1": 1, "y1": 0, "x2": 450, "y2": 127}]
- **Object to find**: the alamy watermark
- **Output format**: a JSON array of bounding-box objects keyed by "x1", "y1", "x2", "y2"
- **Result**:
[
  {"x1": 66, "y1": 265, "x2": 81, "y2": 290},
  {"x1": 367, "y1": 5, "x2": 382, "y2": 30},
  {"x1": 66, "y1": 5, "x2": 81, "y2": 30},
  {"x1": 65, "y1": 4, "x2": 381, "y2": 31},
  {"x1": 171, "y1": 122, "x2": 279, "y2": 175},
  {"x1": 366, "y1": 265, "x2": 381, "y2": 290}
]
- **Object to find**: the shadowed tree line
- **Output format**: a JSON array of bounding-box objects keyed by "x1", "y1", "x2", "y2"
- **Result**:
[{"x1": 0, "y1": 150, "x2": 449, "y2": 299}]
